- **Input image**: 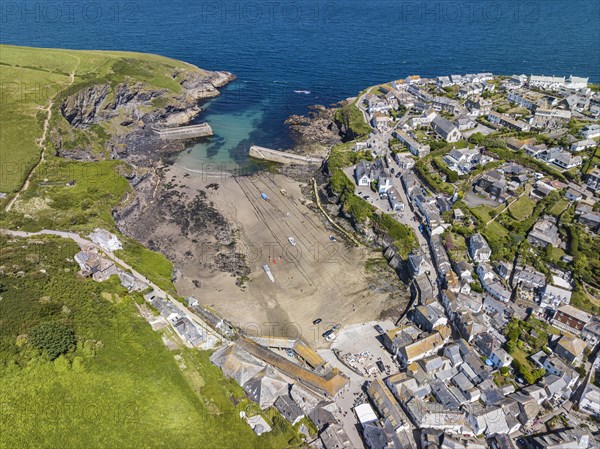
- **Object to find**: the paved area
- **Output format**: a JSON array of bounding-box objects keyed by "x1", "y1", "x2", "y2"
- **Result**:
[
  {"x1": 316, "y1": 321, "x2": 402, "y2": 449},
  {"x1": 332, "y1": 321, "x2": 399, "y2": 378},
  {"x1": 461, "y1": 123, "x2": 494, "y2": 138},
  {"x1": 319, "y1": 349, "x2": 366, "y2": 449}
]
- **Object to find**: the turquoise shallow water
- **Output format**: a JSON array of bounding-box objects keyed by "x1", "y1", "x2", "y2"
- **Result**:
[
  {"x1": 177, "y1": 85, "x2": 267, "y2": 170},
  {"x1": 2, "y1": 0, "x2": 599, "y2": 168}
]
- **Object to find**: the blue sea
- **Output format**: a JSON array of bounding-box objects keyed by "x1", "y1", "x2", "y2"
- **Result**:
[{"x1": 2, "y1": 0, "x2": 599, "y2": 169}]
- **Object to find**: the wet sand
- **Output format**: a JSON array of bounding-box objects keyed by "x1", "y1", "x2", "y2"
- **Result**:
[{"x1": 165, "y1": 164, "x2": 408, "y2": 347}]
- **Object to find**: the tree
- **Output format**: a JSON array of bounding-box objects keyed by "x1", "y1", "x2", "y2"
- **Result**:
[
  {"x1": 575, "y1": 364, "x2": 587, "y2": 378},
  {"x1": 470, "y1": 282, "x2": 483, "y2": 293},
  {"x1": 505, "y1": 340, "x2": 516, "y2": 354},
  {"x1": 468, "y1": 132, "x2": 486, "y2": 145},
  {"x1": 29, "y1": 322, "x2": 76, "y2": 360}
]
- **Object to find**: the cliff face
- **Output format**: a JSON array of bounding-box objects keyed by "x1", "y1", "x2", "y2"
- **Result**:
[
  {"x1": 54, "y1": 69, "x2": 235, "y2": 161},
  {"x1": 51, "y1": 63, "x2": 246, "y2": 282}
]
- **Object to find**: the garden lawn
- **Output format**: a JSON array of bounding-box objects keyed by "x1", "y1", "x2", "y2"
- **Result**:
[
  {"x1": 508, "y1": 195, "x2": 536, "y2": 221},
  {"x1": 548, "y1": 198, "x2": 569, "y2": 217}
]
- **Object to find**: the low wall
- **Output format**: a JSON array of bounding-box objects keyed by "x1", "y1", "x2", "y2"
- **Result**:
[
  {"x1": 249, "y1": 145, "x2": 322, "y2": 165},
  {"x1": 153, "y1": 123, "x2": 213, "y2": 140}
]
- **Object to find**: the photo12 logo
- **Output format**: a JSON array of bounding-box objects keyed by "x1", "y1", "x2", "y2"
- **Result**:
[
  {"x1": 398, "y1": 1, "x2": 540, "y2": 24},
  {"x1": 0, "y1": 1, "x2": 139, "y2": 24},
  {"x1": 198, "y1": 1, "x2": 339, "y2": 24}
]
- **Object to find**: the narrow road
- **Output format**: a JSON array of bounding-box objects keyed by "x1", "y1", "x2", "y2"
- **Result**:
[
  {"x1": 5, "y1": 59, "x2": 80, "y2": 212},
  {"x1": 0, "y1": 228, "x2": 223, "y2": 345},
  {"x1": 319, "y1": 349, "x2": 366, "y2": 449}
]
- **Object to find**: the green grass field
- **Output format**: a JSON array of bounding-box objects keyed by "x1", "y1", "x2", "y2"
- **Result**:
[
  {"x1": 0, "y1": 235, "x2": 301, "y2": 449},
  {"x1": 0, "y1": 44, "x2": 210, "y2": 299},
  {"x1": 508, "y1": 195, "x2": 536, "y2": 221},
  {"x1": 0, "y1": 46, "x2": 303, "y2": 449},
  {"x1": 3, "y1": 159, "x2": 130, "y2": 231},
  {"x1": 0, "y1": 44, "x2": 204, "y2": 194},
  {"x1": 548, "y1": 198, "x2": 569, "y2": 217},
  {"x1": 334, "y1": 103, "x2": 371, "y2": 138},
  {"x1": 116, "y1": 239, "x2": 177, "y2": 294}
]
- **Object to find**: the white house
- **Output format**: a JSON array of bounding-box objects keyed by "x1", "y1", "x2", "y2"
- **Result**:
[
  {"x1": 540, "y1": 284, "x2": 572, "y2": 308},
  {"x1": 443, "y1": 148, "x2": 481, "y2": 175},
  {"x1": 355, "y1": 160, "x2": 371, "y2": 186},
  {"x1": 387, "y1": 187, "x2": 404, "y2": 211},
  {"x1": 488, "y1": 347, "x2": 513, "y2": 369},
  {"x1": 89, "y1": 228, "x2": 123, "y2": 252},
  {"x1": 582, "y1": 124, "x2": 600, "y2": 139},
  {"x1": 566, "y1": 75, "x2": 589, "y2": 90},
  {"x1": 469, "y1": 233, "x2": 492, "y2": 263},
  {"x1": 570, "y1": 139, "x2": 596, "y2": 152},
  {"x1": 528, "y1": 75, "x2": 565, "y2": 90},
  {"x1": 378, "y1": 175, "x2": 393, "y2": 194}
]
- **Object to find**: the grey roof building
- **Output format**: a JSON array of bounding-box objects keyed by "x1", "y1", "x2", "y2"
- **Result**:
[
  {"x1": 320, "y1": 423, "x2": 351, "y2": 449},
  {"x1": 274, "y1": 394, "x2": 304, "y2": 425},
  {"x1": 469, "y1": 233, "x2": 492, "y2": 263},
  {"x1": 431, "y1": 115, "x2": 463, "y2": 142},
  {"x1": 243, "y1": 366, "x2": 289, "y2": 410}
]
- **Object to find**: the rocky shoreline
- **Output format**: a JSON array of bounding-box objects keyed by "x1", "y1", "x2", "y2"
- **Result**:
[
  {"x1": 285, "y1": 104, "x2": 343, "y2": 158},
  {"x1": 50, "y1": 65, "x2": 255, "y2": 280},
  {"x1": 44, "y1": 56, "x2": 412, "y2": 334},
  {"x1": 55, "y1": 70, "x2": 235, "y2": 165},
  {"x1": 51, "y1": 64, "x2": 372, "y2": 293}
]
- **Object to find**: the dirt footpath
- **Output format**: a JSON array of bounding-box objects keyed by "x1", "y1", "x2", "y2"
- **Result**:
[{"x1": 172, "y1": 168, "x2": 408, "y2": 347}]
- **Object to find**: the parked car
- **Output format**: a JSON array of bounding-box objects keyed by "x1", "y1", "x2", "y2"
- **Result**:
[
  {"x1": 374, "y1": 324, "x2": 384, "y2": 334},
  {"x1": 324, "y1": 331, "x2": 336, "y2": 342},
  {"x1": 313, "y1": 318, "x2": 322, "y2": 325}
]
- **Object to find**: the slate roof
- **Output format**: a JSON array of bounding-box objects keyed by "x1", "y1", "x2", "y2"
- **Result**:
[
  {"x1": 556, "y1": 335, "x2": 587, "y2": 358},
  {"x1": 432, "y1": 115, "x2": 459, "y2": 137},
  {"x1": 274, "y1": 394, "x2": 304, "y2": 423},
  {"x1": 210, "y1": 343, "x2": 265, "y2": 387}
]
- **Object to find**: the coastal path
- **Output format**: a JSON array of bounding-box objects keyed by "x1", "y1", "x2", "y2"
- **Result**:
[{"x1": 5, "y1": 56, "x2": 80, "y2": 212}]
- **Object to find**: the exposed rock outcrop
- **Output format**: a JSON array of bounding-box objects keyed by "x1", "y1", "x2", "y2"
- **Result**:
[
  {"x1": 54, "y1": 69, "x2": 235, "y2": 162},
  {"x1": 285, "y1": 104, "x2": 342, "y2": 158}
]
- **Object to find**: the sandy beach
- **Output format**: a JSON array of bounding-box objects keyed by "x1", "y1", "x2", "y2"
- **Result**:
[{"x1": 156, "y1": 163, "x2": 408, "y2": 347}]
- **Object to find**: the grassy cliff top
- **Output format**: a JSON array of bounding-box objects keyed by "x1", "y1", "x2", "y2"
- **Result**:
[{"x1": 0, "y1": 44, "x2": 209, "y2": 193}]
